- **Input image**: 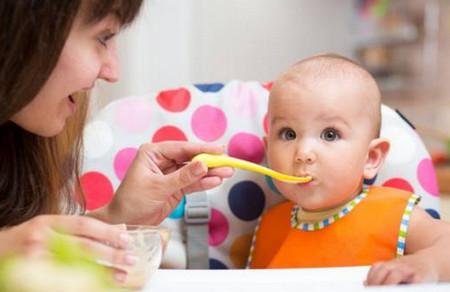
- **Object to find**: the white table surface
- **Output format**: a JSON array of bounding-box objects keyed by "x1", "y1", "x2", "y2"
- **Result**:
[{"x1": 141, "y1": 266, "x2": 450, "y2": 292}]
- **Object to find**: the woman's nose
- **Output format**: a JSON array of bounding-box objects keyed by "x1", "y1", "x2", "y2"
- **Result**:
[{"x1": 99, "y1": 45, "x2": 119, "y2": 83}]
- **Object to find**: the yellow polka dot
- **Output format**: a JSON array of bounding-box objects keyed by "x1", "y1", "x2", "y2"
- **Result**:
[{"x1": 229, "y1": 233, "x2": 253, "y2": 268}]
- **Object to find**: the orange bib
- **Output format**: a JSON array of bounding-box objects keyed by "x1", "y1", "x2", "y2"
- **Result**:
[{"x1": 249, "y1": 186, "x2": 416, "y2": 269}]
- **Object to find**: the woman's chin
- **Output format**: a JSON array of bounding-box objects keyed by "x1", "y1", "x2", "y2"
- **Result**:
[{"x1": 35, "y1": 122, "x2": 66, "y2": 137}]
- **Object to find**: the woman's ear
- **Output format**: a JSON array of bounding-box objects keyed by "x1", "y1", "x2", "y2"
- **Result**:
[{"x1": 363, "y1": 138, "x2": 390, "y2": 180}]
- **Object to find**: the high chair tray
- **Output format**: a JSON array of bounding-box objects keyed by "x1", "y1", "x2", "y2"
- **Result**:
[{"x1": 144, "y1": 266, "x2": 450, "y2": 292}]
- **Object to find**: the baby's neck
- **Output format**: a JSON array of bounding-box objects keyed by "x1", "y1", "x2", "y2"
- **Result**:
[
  {"x1": 296, "y1": 201, "x2": 350, "y2": 224},
  {"x1": 296, "y1": 189, "x2": 364, "y2": 223}
]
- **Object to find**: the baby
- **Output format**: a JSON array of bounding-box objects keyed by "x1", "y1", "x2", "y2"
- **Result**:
[{"x1": 248, "y1": 54, "x2": 450, "y2": 285}]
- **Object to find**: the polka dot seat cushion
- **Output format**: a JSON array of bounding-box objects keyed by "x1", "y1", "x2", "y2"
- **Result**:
[{"x1": 82, "y1": 80, "x2": 440, "y2": 269}]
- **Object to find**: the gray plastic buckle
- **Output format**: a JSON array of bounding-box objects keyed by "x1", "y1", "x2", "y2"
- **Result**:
[{"x1": 184, "y1": 199, "x2": 210, "y2": 224}]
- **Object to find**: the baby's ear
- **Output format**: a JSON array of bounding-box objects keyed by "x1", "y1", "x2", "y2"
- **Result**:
[
  {"x1": 363, "y1": 138, "x2": 390, "y2": 180},
  {"x1": 263, "y1": 136, "x2": 268, "y2": 152}
]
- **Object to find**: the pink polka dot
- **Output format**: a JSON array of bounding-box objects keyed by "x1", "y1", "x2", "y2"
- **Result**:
[
  {"x1": 263, "y1": 112, "x2": 268, "y2": 134},
  {"x1": 114, "y1": 147, "x2": 138, "y2": 180},
  {"x1": 156, "y1": 88, "x2": 191, "y2": 112},
  {"x1": 382, "y1": 178, "x2": 414, "y2": 193},
  {"x1": 225, "y1": 84, "x2": 261, "y2": 118},
  {"x1": 191, "y1": 105, "x2": 227, "y2": 142},
  {"x1": 152, "y1": 125, "x2": 187, "y2": 142},
  {"x1": 417, "y1": 158, "x2": 439, "y2": 196},
  {"x1": 208, "y1": 208, "x2": 229, "y2": 246},
  {"x1": 115, "y1": 98, "x2": 152, "y2": 132},
  {"x1": 80, "y1": 171, "x2": 114, "y2": 211},
  {"x1": 228, "y1": 132, "x2": 265, "y2": 164}
]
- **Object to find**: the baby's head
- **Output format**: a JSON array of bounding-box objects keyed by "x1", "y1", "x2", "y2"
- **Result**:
[{"x1": 265, "y1": 54, "x2": 389, "y2": 211}]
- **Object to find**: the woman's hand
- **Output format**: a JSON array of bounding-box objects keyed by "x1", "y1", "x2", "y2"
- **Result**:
[
  {"x1": 0, "y1": 215, "x2": 135, "y2": 283},
  {"x1": 97, "y1": 141, "x2": 233, "y2": 225}
]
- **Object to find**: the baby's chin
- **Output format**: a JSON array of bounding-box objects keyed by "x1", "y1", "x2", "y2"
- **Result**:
[{"x1": 284, "y1": 194, "x2": 330, "y2": 211}]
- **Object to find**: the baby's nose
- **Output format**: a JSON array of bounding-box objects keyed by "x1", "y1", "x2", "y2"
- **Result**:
[{"x1": 295, "y1": 149, "x2": 316, "y2": 164}]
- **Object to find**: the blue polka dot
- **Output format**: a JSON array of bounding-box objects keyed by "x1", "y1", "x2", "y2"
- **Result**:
[
  {"x1": 194, "y1": 83, "x2": 224, "y2": 93},
  {"x1": 264, "y1": 176, "x2": 281, "y2": 195},
  {"x1": 209, "y1": 258, "x2": 228, "y2": 269},
  {"x1": 168, "y1": 196, "x2": 185, "y2": 219},
  {"x1": 425, "y1": 208, "x2": 440, "y2": 219},
  {"x1": 228, "y1": 181, "x2": 265, "y2": 221},
  {"x1": 363, "y1": 175, "x2": 377, "y2": 186}
]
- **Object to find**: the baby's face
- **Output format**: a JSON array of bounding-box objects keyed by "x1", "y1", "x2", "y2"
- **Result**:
[{"x1": 266, "y1": 77, "x2": 376, "y2": 211}]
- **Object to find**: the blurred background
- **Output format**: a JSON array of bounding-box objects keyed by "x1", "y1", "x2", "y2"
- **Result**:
[{"x1": 92, "y1": 0, "x2": 450, "y2": 216}]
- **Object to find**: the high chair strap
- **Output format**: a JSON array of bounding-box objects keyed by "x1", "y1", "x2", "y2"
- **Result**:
[{"x1": 184, "y1": 191, "x2": 210, "y2": 269}]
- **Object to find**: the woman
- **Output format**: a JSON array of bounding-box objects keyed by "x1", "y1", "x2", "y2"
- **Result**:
[{"x1": 0, "y1": 0, "x2": 231, "y2": 282}]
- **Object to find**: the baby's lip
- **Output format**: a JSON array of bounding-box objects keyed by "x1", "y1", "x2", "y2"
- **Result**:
[
  {"x1": 296, "y1": 173, "x2": 314, "y2": 184},
  {"x1": 296, "y1": 172, "x2": 312, "y2": 178}
]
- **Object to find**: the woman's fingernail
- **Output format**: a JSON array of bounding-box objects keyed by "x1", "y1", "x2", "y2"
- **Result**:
[
  {"x1": 119, "y1": 233, "x2": 130, "y2": 247},
  {"x1": 114, "y1": 272, "x2": 126, "y2": 283},
  {"x1": 193, "y1": 162, "x2": 205, "y2": 176},
  {"x1": 125, "y1": 254, "x2": 138, "y2": 266}
]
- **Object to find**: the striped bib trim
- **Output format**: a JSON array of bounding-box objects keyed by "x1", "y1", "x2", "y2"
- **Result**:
[
  {"x1": 291, "y1": 188, "x2": 368, "y2": 231},
  {"x1": 396, "y1": 193, "x2": 421, "y2": 257}
]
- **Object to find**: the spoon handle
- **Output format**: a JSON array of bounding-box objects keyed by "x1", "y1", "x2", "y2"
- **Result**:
[{"x1": 192, "y1": 153, "x2": 311, "y2": 183}]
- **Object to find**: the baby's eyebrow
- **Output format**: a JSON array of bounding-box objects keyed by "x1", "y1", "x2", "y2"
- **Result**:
[
  {"x1": 317, "y1": 115, "x2": 351, "y2": 128},
  {"x1": 270, "y1": 116, "x2": 288, "y2": 125}
]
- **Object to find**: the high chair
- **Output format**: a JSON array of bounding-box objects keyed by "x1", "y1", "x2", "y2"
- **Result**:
[{"x1": 82, "y1": 80, "x2": 440, "y2": 269}]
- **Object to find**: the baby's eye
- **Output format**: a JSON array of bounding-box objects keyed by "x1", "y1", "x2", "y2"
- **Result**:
[
  {"x1": 320, "y1": 128, "x2": 340, "y2": 142},
  {"x1": 279, "y1": 128, "x2": 296, "y2": 141}
]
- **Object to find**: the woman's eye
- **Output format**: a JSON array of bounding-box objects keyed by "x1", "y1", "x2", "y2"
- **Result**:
[
  {"x1": 97, "y1": 36, "x2": 108, "y2": 47},
  {"x1": 321, "y1": 128, "x2": 340, "y2": 142},
  {"x1": 97, "y1": 33, "x2": 116, "y2": 48},
  {"x1": 279, "y1": 128, "x2": 296, "y2": 140}
]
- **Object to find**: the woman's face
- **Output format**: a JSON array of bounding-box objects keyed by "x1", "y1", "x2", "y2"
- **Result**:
[{"x1": 10, "y1": 13, "x2": 120, "y2": 137}]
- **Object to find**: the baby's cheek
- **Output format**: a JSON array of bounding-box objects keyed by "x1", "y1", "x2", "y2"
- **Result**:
[{"x1": 273, "y1": 182, "x2": 293, "y2": 199}]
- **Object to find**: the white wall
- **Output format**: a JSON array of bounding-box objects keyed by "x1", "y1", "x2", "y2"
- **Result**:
[
  {"x1": 92, "y1": 0, "x2": 355, "y2": 109},
  {"x1": 190, "y1": 0, "x2": 355, "y2": 84}
]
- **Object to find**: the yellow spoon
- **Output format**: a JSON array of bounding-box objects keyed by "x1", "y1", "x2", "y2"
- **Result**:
[{"x1": 192, "y1": 153, "x2": 312, "y2": 184}]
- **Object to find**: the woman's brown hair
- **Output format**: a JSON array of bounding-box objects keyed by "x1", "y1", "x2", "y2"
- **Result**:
[{"x1": 0, "y1": 0, "x2": 143, "y2": 227}]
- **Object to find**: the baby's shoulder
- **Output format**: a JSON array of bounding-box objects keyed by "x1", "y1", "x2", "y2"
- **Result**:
[{"x1": 405, "y1": 205, "x2": 450, "y2": 253}]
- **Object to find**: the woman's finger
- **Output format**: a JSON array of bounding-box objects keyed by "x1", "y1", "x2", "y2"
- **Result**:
[
  {"x1": 162, "y1": 161, "x2": 208, "y2": 193},
  {"x1": 205, "y1": 166, "x2": 234, "y2": 178},
  {"x1": 156, "y1": 141, "x2": 224, "y2": 160},
  {"x1": 61, "y1": 233, "x2": 137, "y2": 269},
  {"x1": 141, "y1": 142, "x2": 224, "y2": 170},
  {"x1": 46, "y1": 216, "x2": 130, "y2": 249},
  {"x1": 110, "y1": 268, "x2": 128, "y2": 284},
  {"x1": 182, "y1": 176, "x2": 224, "y2": 194}
]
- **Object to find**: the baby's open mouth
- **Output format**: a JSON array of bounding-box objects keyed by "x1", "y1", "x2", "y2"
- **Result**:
[{"x1": 297, "y1": 175, "x2": 314, "y2": 185}]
